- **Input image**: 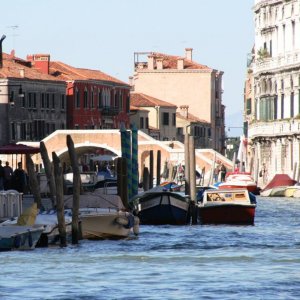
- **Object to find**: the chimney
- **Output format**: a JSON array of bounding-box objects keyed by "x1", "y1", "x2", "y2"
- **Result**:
[
  {"x1": 148, "y1": 54, "x2": 154, "y2": 70},
  {"x1": 180, "y1": 105, "x2": 189, "y2": 118},
  {"x1": 27, "y1": 54, "x2": 50, "y2": 74},
  {"x1": 19, "y1": 68, "x2": 25, "y2": 78},
  {"x1": 156, "y1": 57, "x2": 163, "y2": 70},
  {"x1": 185, "y1": 48, "x2": 193, "y2": 61},
  {"x1": 0, "y1": 35, "x2": 6, "y2": 69},
  {"x1": 177, "y1": 58, "x2": 184, "y2": 70}
]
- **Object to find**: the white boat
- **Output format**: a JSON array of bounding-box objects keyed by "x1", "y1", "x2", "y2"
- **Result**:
[
  {"x1": 64, "y1": 189, "x2": 139, "y2": 239},
  {"x1": 1, "y1": 206, "x2": 72, "y2": 247}
]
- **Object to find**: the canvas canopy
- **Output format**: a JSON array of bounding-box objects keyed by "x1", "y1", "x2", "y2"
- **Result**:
[{"x1": 0, "y1": 143, "x2": 40, "y2": 154}]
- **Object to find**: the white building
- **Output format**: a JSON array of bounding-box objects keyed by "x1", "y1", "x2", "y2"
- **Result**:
[{"x1": 248, "y1": 0, "x2": 300, "y2": 183}]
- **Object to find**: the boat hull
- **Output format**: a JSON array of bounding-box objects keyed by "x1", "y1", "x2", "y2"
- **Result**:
[
  {"x1": 0, "y1": 226, "x2": 44, "y2": 251},
  {"x1": 198, "y1": 204, "x2": 256, "y2": 225},
  {"x1": 135, "y1": 192, "x2": 190, "y2": 225},
  {"x1": 80, "y1": 211, "x2": 137, "y2": 239}
]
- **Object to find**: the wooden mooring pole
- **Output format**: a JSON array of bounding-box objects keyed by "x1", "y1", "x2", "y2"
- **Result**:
[{"x1": 52, "y1": 152, "x2": 67, "y2": 247}]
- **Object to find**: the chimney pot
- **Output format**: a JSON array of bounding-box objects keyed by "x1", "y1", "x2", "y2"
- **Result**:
[
  {"x1": 156, "y1": 57, "x2": 163, "y2": 70},
  {"x1": 185, "y1": 48, "x2": 193, "y2": 61},
  {"x1": 177, "y1": 58, "x2": 184, "y2": 70}
]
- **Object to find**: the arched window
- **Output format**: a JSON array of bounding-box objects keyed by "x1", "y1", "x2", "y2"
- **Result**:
[
  {"x1": 84, "y1": 88, "x2": 88, "y2": 109},
  {"x1": 91, "y1": 88, "x2": 94, "y2": 109},
  {"x1": 98, "y1": 89, "x2": 102, "y2": 109},
  {"x1": 75, "y1": 88, "x2": 80, "y2": 109}
]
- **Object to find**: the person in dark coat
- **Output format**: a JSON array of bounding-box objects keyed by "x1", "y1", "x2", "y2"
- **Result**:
[
  {"x1": 0, "y1": 160, "x2": 4, "y2": 190},
  {"x1": 12, "y1": 162, "x2": 27, "y2": 193},
  {"x1": 3, "y1": 161, "x2": 13, "y2": 190}
]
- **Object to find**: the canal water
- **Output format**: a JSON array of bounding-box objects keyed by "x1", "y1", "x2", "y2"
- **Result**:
[{"x1": 1, "y1": 197, "x2": 300, "y2": 300}]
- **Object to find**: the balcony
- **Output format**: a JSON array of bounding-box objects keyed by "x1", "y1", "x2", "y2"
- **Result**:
[
  {"x1": 254, "y1": 51, "x2": 300, "y2": 74},
  {"x1": 99, "y1": 106, "x2": 119, "y2": 116},
  {"x1": 248, "y1": 119, "x2": 300, "y2": 139}
]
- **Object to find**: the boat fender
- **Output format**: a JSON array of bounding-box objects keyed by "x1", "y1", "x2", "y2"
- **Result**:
[
  {"x1": 115, "y1": 216, "x2": 129, "y2": 226},
  {"x1": 14, "y1": 235, "x2": 21, "y2": 249},
  {"x1": 133, "y1": 217, "x2": 140, "y2": 235},
  {"x1": 124, "y1": 215, "x2": 134, "y2": 229}
]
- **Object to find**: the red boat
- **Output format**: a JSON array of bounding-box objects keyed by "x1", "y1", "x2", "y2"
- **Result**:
[
  {"x1": 198, "y1": 188, "x2": 256, "y2": 225},
  {"x1": 218, "y1": 172, "x2": 259, "y2": 194}
]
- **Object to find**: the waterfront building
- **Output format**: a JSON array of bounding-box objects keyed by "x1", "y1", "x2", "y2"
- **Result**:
[
  {"x1": 176, "y1": 105, "x2": 211, "y2": 149},
  {"x1": 247, "y1": 0, "x2": 300, "y2": 181},
  {"x1": 131, "y1": 48, "x2": 225, "y2": 153},
  {"x1": 46, "y1": 58, "x2": 131, "y2": 130},
  {"x1": 0, "y1": 52, "x2": 66, "y2": 145}
]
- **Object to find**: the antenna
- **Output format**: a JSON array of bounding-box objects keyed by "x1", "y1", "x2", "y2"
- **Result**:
[{"x1": 7, "y1": 25, "x2": 19, "y2": 50}]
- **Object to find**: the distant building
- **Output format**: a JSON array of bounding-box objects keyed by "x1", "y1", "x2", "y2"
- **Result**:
[
  {"x1": 130, "y1": 92, "x2": 177, "y2": 141},
  {"x1": 130, "y1": 104, "x2": 149, "y2": 135},
  {"x1": 131, "y1": 48, "x2": 225, "y2": 152},
  {"x1": 46, "y1": 59, "x2": 130, "y2": 129},
  {"x1": 0, "y1": 52, "x2": 66, "y2": 145},
  {"x1": 247, "y1": 0, "x2": 300, "y2": 180},
  {"x1": 176, "y1": 105, "x2": 211, "y2": 149}
]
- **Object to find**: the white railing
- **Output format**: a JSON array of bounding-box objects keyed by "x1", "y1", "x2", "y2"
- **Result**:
[
  {"x1": 254, "y1": 51, "x2": 300, "y2": 73},
  {"x1": 248, "y1": 119, "x2": 300, "y2": 138}
]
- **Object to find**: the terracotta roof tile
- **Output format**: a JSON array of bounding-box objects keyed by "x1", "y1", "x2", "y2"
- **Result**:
[
  {"x1": 0, "y1": 53, "x2": 64, "y2": 82},
  {"x1": 151, "y1": 52, "x2": 211, "y2": 70},
  {"x1": 176, "y1": 112, "x2": 208, "y2": 123},
  {"x1": 130, "y1": 92, "x2": 177, "y2": 108},
  {"x1": 50, "y1": 61, "x2": 129, "y2": 86}
]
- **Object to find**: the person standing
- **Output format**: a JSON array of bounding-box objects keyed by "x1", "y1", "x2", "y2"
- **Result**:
[
  {"x1": 0, "y1": 160, "x2": 4, "y2": 190},
  {"x1": 3, "y1": 161, "x2": 13, "y2": 190},
  {"x1": 12, "y1": 162, "x2": 27, "y2": 193},
  {"x1": 220, "y1": 163, "x2": 227, "y2": 182}
]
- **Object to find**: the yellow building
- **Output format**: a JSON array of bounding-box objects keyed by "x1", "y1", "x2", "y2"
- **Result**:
[{"x1": 131, "y1": 48, "x2": 225, "y2": 153}]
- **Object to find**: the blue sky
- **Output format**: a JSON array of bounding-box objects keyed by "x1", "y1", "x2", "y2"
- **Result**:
[{"x1": 1, "y1": 0, "x2": 254, "y2": 136}]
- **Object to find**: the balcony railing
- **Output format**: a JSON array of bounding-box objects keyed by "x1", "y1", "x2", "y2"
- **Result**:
[
  {"x1": 99, "y1": 106, "x2": 119, "y2": 116},
  {"x1": 248, "y1": 119, "x2": 300, "y2": 138},
  {"x1": 254, "y1": 51, "x2": 300, "y2": 73}
]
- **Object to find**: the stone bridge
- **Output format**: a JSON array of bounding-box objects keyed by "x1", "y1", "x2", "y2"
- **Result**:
[{"x1": 28, "y1": 129, "x2": 233, "y2": 183}]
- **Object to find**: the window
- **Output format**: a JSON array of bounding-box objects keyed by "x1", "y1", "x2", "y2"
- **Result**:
[
  {"x1": 84, "y1": 89, "x2": 88, "y2": 108},
  {"x1": 22, "y1": 93, "x2": 26, "y2": 108},
  {"x1": 281, "y1": 94, "x2": 284, "y2": 119},
  {"x1": 91, "y1": 89, "x2": 94, "y2": 109},
  {"x1": 75, "y1": 89, "x2": 80, "y2": 108},
  {"x1": 11, "y1": 123, "x2": 16, "y2": 140},
  {"x1": 126, "y1": 95, "x2": 130, "y2": 113},
  {"x1": 98, "y1": 90, "x2": 102, "y2": 109},
  {"x1": 140, "y1": 117, "x2": 144, "y2": 129},
  {"x1": 51, "y1": 94, "x2": 55, "y2": 109},
  {"x1": 172, "y1": 113, "x2": 176, "y2": 126},
  {"x1": 145, "y1": 117, "x2": 149, "y2": 129},
  {"x1": 246, "y1": 98, "x2": 252, "y2": 115},
  {"x1": 61, "y1": 94, "x2": 65, "y2": 110},
  {"x1": 274, "y1": 95, "x2": 278, "y2": 120},
  {"x1": 162, "y1": 112, "x2": 169, "y2": 125},
  {"x1": 41, "y1": 93, "x2": 45, "y2": 109},
  {"x1": 46, "y1": 94, "x2": 50, "y2": 109},
  {"x1": 291, "y1": 92, "x2": 294, "y2": 117}
]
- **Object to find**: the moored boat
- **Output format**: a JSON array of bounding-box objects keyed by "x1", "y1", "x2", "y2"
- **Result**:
[
  {"x1": 64, "y1": 190, "x2": 139, "y2": 239},
  {"x1": 197, "y1": 188, "x2": 256, "y2": 225},
  {"x1": 0, "y1": 225, "x2": 44, "y2": 251},
  {"x1": 218, "y1": 172, "x2": 259, "y2": 194},
  {"x1": 130, "y1": 187, "x2": 191, "y2": 225}
]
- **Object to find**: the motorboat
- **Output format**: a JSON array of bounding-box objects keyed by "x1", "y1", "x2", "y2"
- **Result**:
[
  {"x1": 218, "y1": 172, "x2": 259, "y2": 194},
  {"x1": 197, "y1": 188, "x2": 256, "y2": 225},
  {"x1": 0, "y1": 225, "x2": 44, "y2": 251},
  {"x1": 130, "y1": 185, "x2": 192, "y2": 225},
  {"x1": 1, "y1": 204, "x2": 72, "y2": 247},
  {"x1": 64, "y1": 190, "x2": 139, "y2": 239}
]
